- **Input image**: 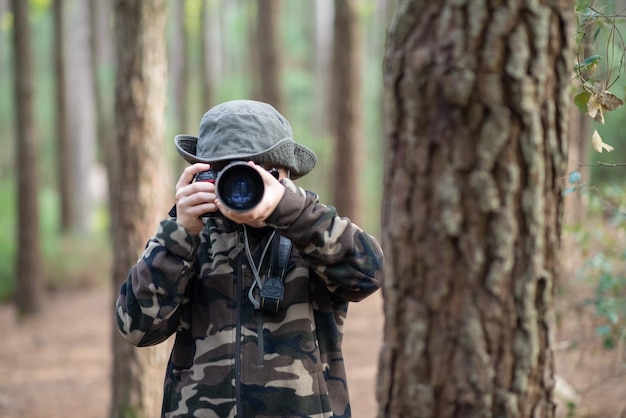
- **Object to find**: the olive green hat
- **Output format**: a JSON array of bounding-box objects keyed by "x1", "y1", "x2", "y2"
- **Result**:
[{"x1": 174, "y1": 100, "x2": 317, "y2": 179}]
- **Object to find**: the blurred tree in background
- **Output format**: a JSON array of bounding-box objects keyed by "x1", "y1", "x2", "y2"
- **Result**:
[
  {"x1": 109, "y1": 0, "x2": 170, "y2": 416},
  {"x1": 330, "y1": 0, "x2": 364, "y2": 225},
  {"x1": 11, "y1": 0, "x2": 43, "y2": 316},
  {"x1": 0, "y1": 0, "x2": 391, "y2": 302}
]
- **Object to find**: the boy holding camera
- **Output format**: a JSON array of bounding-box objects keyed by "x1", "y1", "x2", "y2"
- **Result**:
[{"x1": 115, "y1": 100, "x2": 384, "y2": 417}]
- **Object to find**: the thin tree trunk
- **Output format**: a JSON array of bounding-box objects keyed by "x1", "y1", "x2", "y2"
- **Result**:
[
  {"x1": 65, "y1": 0, "x2": 97, "y2": 233},
  {"x1": 169, "y1": 0, "x2": 188, "y2": 173},
  {"x1": 200, "y1": 0, "x2": 217, "y2": 111},
  {"x1": 90, "y1": 0, "x2": 115, "y2": 169},
  {"x1": 110, "y1": 0, "x2": 170, "y2": 416},
  {"x1": 330, "y1": 0, "x2": 363, "y2": 224},
  {"x1": 255, "y1": 0, "x2": 283, "y2": 111},
  {"x1": 564, "y1": 105, "x2": 590, "y2": 225},
  {"x1": 53, "y1": 0, "x2": 74, "y2": 232},
  {"x1": 377, "y1": 1, "x2": 574, "y2": 417},
  {"x1": 313, "y1": 0, "x2": 333, "y2": 135},
  {"x1": 11, "y1": 0, "x2": 44, "y2": 317}
]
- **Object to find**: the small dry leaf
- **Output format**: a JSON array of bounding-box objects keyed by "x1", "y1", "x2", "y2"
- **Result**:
[
  {"x1": 587, "y1": 94, "x2": 604, "y2": 123},
  {"x1": 587, "y1": 87, "x2": 624, "y2": 124},
  {"x1": 591, "y1": 130, "x2": 614, "y2": 153},
  {"x1": 598, "y1": 90, "x2": 624, "y2": 111}
]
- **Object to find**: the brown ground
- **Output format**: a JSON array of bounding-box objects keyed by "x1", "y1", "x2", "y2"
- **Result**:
[{"x1": 0, "y1": 274, "x2": 624, "y2": 418}]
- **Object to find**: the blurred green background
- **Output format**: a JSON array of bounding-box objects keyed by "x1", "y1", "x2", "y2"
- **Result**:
[{"x1": 0, "y1": 0, "x2": 393, "y2": 302}]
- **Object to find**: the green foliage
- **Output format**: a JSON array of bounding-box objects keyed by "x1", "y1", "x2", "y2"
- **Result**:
[
  {"x1": 572, "y1": 0, "x2": 625, "y2": 156},
  {"x1": 574, "y1": 186, "x2": 626, "y2": 353},
  {"x1": 0, "y1": 181, "x2": 17, "y2": 301},
  {"x1": 584, "y1": 253, "x2": 626, "y2": 350}
]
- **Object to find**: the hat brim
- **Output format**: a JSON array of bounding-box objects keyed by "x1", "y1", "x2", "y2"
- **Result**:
[{"x1": 174, "y1": 134, "x2": 316, "y2": 179}]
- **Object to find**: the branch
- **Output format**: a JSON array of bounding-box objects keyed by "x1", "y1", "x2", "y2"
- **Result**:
[{"x1": 571, "y1": 159, "x2": 626, "y2": 168}]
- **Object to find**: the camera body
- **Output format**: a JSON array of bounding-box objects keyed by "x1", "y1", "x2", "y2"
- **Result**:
[{"x1": 196, "y1": 161, "x2": 277, "y2": 215}]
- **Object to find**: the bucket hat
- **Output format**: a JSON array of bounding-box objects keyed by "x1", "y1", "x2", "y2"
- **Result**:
[{"x1": 174, "y1": 100, "x2": 317, "y2": 179}]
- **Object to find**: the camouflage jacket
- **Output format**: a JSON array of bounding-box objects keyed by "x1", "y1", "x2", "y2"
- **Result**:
[{"x1": 115, "y1": 179, "x2": 384, "y2": 418}]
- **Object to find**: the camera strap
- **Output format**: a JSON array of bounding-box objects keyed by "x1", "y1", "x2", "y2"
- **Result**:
[{"x1": 259, "y1": 234, "x2": 292, "y2": 313}]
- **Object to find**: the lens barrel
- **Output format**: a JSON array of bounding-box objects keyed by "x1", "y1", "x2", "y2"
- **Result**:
[{"x1": 215, "y1": 162, "x2": 264, "y2": 212}]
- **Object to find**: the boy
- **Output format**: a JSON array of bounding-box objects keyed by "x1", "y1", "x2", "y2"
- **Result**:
[{"x1": 115, "y1": 100, "x2": 384, "y2": 417}]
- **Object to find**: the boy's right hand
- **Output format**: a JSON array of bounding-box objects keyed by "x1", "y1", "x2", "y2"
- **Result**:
[{"x1": 174, "y1": 163, "x2": 216, "y2": 235}]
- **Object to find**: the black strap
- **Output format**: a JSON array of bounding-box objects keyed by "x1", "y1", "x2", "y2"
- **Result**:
[{"x1": 259, "y1": 235, "x2": 292, "y2": 313}]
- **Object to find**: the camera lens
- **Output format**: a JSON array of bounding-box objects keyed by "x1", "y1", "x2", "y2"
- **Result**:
[{"x1": 216, "y1": 162, "x2": 264, "y2": 212}]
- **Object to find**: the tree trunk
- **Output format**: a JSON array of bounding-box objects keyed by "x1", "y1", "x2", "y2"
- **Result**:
[
  {"x1": 169, "y1": 0, "x2": 188, "y2": 174},
  {"x1": 255, "y1": 0, "x2": 283, "y2": 111},
  {"x1": 330, "y1": 0, "x2": 363, "y2": 224},
  {"x1": 200, "y1": 0, "x2": 217, "y2": 111},
  {"x1": 53, "y1": 0, "x2": 74, "y2": 232},
  {"x1": 110, "y1": 1, "x2": 170, "y2": 417},
  {"x1": 169, "y1": 0, "x2": 188, "y2": 128},
  {"x1": 11, "y1": 0, "x2": 44, "y2": 317},
  {"x1": 65, "y1": 0, "x2": 97, "y2": 233},
  {"x1": 377, "y1": 1, "x2": 573, "y2": 417},
  {"x1": 563, "y1": 105, "x2": 590, "y2": 225},
  {"x1": 313, "y1": 0, "x2": 333, "y2": 135},
  {"x1": 90, "y1": 0, "x2": 115, "y2": 170}
]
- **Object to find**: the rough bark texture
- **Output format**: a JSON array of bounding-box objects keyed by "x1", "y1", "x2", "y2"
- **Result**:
[
  {"x1": 330, "y1": 0, "x2": 363, "y2": 224},
  {"x1": 110, "y1": 1, "x2": 170, "y2": 417},
  {"x1": 12, "y1": 0, "x2": 44, "y2": 317},
  {"x1": 377, "y1": 1, "x2": 573, "y2": 417}
]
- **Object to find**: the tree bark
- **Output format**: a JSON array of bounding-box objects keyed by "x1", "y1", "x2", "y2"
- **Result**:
[
  {"x1": 255, "y1": 0, "x2": 283, "y2": 111},
  {"x1": 110, "y1": 1, "x2": 170, "y2": 417},
  {"x1": 53, "y1": 0, "x2": 74, "y2": 232},
  {"x1": 90, "y1": 0, "x2": 115, "y2": 171},
  {"x1": 563, "y1": 106, "x2": 590, "y2": 225},
  {"x1": 65, "y1": 0, "x2": 97, "y2": 233},
  {"x1": 330, "y1": 0, "x2": 363, "y2": 224},
  {"x1": 200, "y1": 0, "x2": 217, "y2": 111},
  {"x1": 170, "y1": 0, "x2": 189, "y2": 131},
  {"x1": 11, "y1": 0, "x2": 44, "y2": 317},
  {"x1": 377, "y1": 1, "x2": 573, "y2": 417},
  {"x1": 313, "y1": 0, "x2": 333, "y2": 135}
]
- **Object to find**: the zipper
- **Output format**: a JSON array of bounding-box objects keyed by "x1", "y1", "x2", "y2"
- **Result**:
[{"x1": 235, "y1": 230, "x2": 244, "y2": 417}]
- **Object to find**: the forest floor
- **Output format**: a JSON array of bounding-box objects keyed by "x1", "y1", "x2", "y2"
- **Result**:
[{"x1": 0, "y1": 246, "x2": 625, "y2": 418}]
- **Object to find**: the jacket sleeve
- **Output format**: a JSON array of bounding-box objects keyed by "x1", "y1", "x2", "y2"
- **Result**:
[
  {"x1": 115, "y1": 219, "x2": 199, "y2": 347},
  {"x1": 265, "y1": 179, "x2": 384, "y2": 302}
]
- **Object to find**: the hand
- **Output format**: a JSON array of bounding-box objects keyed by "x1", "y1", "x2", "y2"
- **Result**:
[
  {"x1": 174, "y1": 163, "x2": 216, "y2": 235},
  {"x1": 215, "y1": 161, "x2": 286, "y2": 228}
]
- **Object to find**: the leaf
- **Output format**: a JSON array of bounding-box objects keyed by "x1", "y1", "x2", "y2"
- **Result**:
[
  {"x1": 596, "y1": 324, "x2": 612, "y2": 336},
  {"x1": 598, "y1": 90, "x2": 623, "y2": 111},
  {"x1": 573, "y1": 55, "x2": 601, "y2": 78},
  {"x1": 563, "y1": 186, "x2": 577, "y2": 196},
  {"x1": 591, "y1": 130, "x2": 614, "y2": 153},
  {"x1": 574, "y1": 91, "x2": 590, "y2": 113},
  {"x1": 587, "y1": 94, "x2": 604, "y2": 123},
  {"x1": 575, "y1": 0, "x2": 592, "y2": 13},
  {"x1": 569, "y1": 171, "x2": 582, "y2": 184}
]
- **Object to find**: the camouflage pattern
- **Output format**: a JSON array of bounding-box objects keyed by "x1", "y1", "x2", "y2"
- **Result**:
[{"x1": 115, "y1": 179, "x2": 384, "y2": 417}]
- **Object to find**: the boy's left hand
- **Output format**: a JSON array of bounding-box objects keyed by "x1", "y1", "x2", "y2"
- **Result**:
[{"x1": 215, "y1": 161, "x2": 286, "y2": 228}]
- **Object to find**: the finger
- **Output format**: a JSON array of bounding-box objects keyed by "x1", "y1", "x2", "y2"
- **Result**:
[
  {"x1": 246, "y1": 161, "x2": 279, "y2": 186},
  {"x1": 176, "y1": 163, "x2": 212, "y2": 189}
]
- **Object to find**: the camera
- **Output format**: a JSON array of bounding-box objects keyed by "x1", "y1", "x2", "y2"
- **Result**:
[{"x1": 195, "y1": 161, "x2": 278, "y2": 215}]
